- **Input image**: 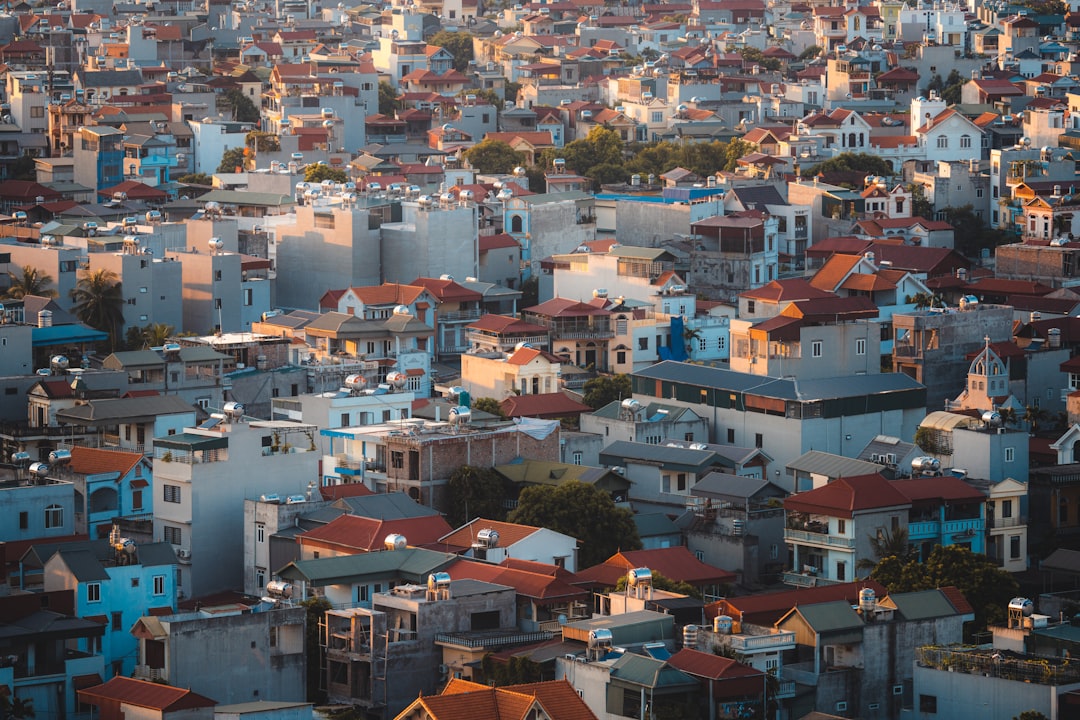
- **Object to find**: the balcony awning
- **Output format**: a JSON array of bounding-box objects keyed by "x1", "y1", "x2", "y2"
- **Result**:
[
  {"x1": 155, "y1": 433, "x2": 228, "y2": 451},
  {"x1": 72, "y1": 674, "x2": 103, "y2": 691}
]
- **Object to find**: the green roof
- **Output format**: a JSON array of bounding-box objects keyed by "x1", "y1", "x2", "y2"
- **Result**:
[
  {"x1": 155, "y1": 433, "x2": 229, "y2": 451},
  {"x1": 888, "y1": 589, "x2": 960, "y2": 621},
  {"x1": 632, "y1": 512, "x2": 681, "y2": 538},
  {"x1": 609, "y1": 653, "x2": 697, "y2": 689},
  {"x1": 493, "y1": 460, "x2": 626, "y2": 490},
  {"x1": 276, "y1": 548, "x2": 457, "y2": 585},
  {"x1": 197, "y1": 190, "x2": 296, "y2": 208},
  {"x1": 788, "y1": 601, "x2": 864, "y2": 642}
]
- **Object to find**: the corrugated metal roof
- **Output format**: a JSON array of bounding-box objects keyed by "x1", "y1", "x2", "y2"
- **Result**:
[
  {"x1": 885, "y1": 589, "x2": 961, "y2": 621},
  {"x1": 786, "y1": 451, "x2": 885, "y2": 479},
  {"x1": 277, "y1": 548, "x2": 457, "y2": 585},
  {"x1": 609, "y1": 653, "x2": 697, "y2": 689}
]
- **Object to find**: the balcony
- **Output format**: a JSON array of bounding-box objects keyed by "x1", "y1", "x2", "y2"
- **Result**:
[
  {"x1": 781, "y1": 570, "x2": 842, "y2": 587},
  {"x1": 784, "y1": 527, "x2": 856, "y2": 549},
  {"x1": 988, "y1": 515, "x2": 1026, "y2": 530},
  {"x1": 440, "y1": 309, "x2": 483, "y2": 322},
  {"x1": 133, "y1": 665, "x2": 166, "y2": 681},
  {"x1": 434, "y1": 629, "x2": 553, "y2": 651},
  {"x1": 552, "y1": 327, "x2": 615, "y2": 340},
  {"x1": 776, "y1": 679, "x2": 797, "y2": 699},
  {"x1": 908, "y1": 520, "x2": 940, "y2": 538}
]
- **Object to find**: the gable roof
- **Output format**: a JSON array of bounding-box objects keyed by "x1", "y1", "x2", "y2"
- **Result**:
[
  {"x1": 69, "y1": 447, "x2": 143, "y2": 478},
  {"x1": 298, "y1": 514, "x2": 453, "y2": 552},
  {"x1": 78, "y1": 677, "x2": 216, "y2": 711},
  {"x1": 413, "y1": 678, "x2": 597, "y2": 720},
  {"x1": 501, "y1": 392, "x2": 592, "y2": 419},
  {"x1": 784, "y1": 473, "x2": 910, "y2": 518},
  {"x1": 575, "y1": 547, "x2": 735, "y2": 588},
  {"x1": 707, "y1": 580, "x2": 888, "y2": 626},
  {"x1": 439, "y1": 518, "x2": 544, "y2": 549}
]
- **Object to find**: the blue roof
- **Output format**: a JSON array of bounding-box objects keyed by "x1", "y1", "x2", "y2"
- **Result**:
[{"x1": 32, "y1": 324, "x2": 108, "y2": 347}]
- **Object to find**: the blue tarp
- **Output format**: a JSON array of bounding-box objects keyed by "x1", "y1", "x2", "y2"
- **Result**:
[
  {"x1": 667, "y1": 316, "x2": 688, "y2": 362},
  {"x1": 32, "y1": 324, "x2": 108, "y2": 347}
]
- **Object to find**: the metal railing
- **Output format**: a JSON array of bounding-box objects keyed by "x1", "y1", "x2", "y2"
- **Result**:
[
  {"x1": 724, "y1": 631, "x2": 796, "y2": 652},
  {"x1": 784, "y1": 527, "x2": 856, "y2": 548},
  {"x1": 434, "y1": 630, "x2": 552, "y2": 649}
]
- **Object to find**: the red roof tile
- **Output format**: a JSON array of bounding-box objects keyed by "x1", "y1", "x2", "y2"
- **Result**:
[
  {"x1": 667, "y1": 648, "x2": 764, "y2": 696},
  {"x1": 479, "y1": 233, "x2": 520, "y2": 251},
  {"x1": 440, "y1": 518, "x2": 544, "y2": 548},
  {"x1": 784, "y1": 474, "x2": 910, "y2": 519},
  {"x1": 575, "y1": 547, "x2": 735, "y2": 588},
  {"x1": 468, "y1": 314, "x2": 549, "y2": 335},
  {"x1": 299, "y1": 514, "x2": 453, "y2": 552},
  {"x1": 78, "y1": 677, "x2": 216, "y2": 711},
  {"x1": 442, "y1": 558, "x2": 589, "y2": 603},
  {"x1": 707, "y1": 580, "x2": 888, "y2": 626},
  {"x1": 501, "y1": 392, "x2": 591, "y2": 419},
  {"x1": 318, "y1": 483, "x2": 374, "y2": 500},
  {"x1": 892, "y1": 476, "x2": 986, "y2": 503},
  {"x1": 69, "y1": 447, "x2": 142, "y2": 478},
  {"x1": 411, "y1": 277, "x2": 484, "y2": 303}
]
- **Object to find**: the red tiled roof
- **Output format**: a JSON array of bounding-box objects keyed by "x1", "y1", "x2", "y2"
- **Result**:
[
  {"x1": 939, "y1": 585, "x2": 975, "y2": 616},
  {"x1": 78, "y1": 677, "x2": 216, "y2": 711},
  {"x1": 667, "y1": 648, "x2": 764, "y2": 696},
  {"x1": 346, "y1": 283, "x2": 428, "y2": 306},
  {"x1": 809, "y1": 254, "x2": 863, "y2": 292},
  {"x1": 299, "y1": 514, "x2": 453, "y2": 552},
  {"x1": 442, "y1": 558, "x2": 589, "y2": 603},
  {"x1": 525, "y1": 297, "x2": 610, "y2": 318},
  {"x1": 706, "y1": 580, "x2": 888, "y2": 626},
  {"x1": 479, "y1": 233, "x2": 520, "y2": 251},
  {"x1": 439, "y1": 518, "x2": 543, "y2": 548},
  {"x1": 318, "y1": 483, "x2": 374, "y2": 500},
  {"x1": 420, "y1": 679, "x2": 596, "y2": 720},
  {"x1": 892, "y1": 476, "x2": 986, "y2": 503},
  {"x1": 69, "y1": 447, "x2": 142, "y2": 478},
  {"x1": 501, "y1": 392, "x2": 591, "y2": 419},
  {"x1": 468, "y1": 314, "x2": 549, "y2": 335},
  {"x1": 98, "y1": 180, "x2": 168, "y2": 201},
  {"x1": 411, "y1": 277, "x2": 483, "y2": 303},
  {"x1": 575, "y1": 547, "x2": 735, "y2": 588},
  {"x1": 784, "y1": 474, "x2": 910, "y2": 519},
  {"x1": 965, "y1": 278, "x2": 1054, "y2": 296}
]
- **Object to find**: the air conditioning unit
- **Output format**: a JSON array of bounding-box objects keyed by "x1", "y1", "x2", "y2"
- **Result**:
[
  {"x1": 886, "y1": 453, "x2": 897, "y2": 464},
  {"x1": 176, "y1": 549, "x2": 191, "y2": 560},
  {"x1": 870, "y1": 453, "x2": 881, "y2": 462}
]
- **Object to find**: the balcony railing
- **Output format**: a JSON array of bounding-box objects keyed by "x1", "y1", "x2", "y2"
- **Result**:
[
  {"x1": 784, "y1": 527, "x2": 856, "y2": 549},
  {"x1": 553, "y1": 328, "x2": 615, "y2": 340},
  {"x1": 434, "y1": 630, "x2": 552, "y2": 650},
  {"x1": 782, "y1": 570, "x2": 842, "y2": 587},
  {"x1": 440, "y1": 309, "x2": 483, "y2": 322},
  {"x1": 724, "y1": 631, "x2": 796, "y2": 653},
  {"x1": 134, "y1": 665, "x2": 165, "y2": 681},
  {"x1": 776, "y1": 679, "x2": 797, "y2": 699},
  {"x1": 988, "y1": 515, "x2": 1027, "y2": 529}
]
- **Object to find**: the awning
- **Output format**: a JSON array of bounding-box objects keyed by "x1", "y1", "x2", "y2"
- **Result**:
[
  {"x1": 130, "y1": 479, "x2": 149, "y2": 489},
  {"x1": 405, "y1": 368, "x2": 424, "y2": 376},
  {"x1": 72, "y1": 674, "x2": 103, "y2": 691},
  {"x1": 154, "y1": 433, "x2": 229, "y2": 451},
  {"x1": 85, "y1": 615, "x2": 108, "y2": 625}
]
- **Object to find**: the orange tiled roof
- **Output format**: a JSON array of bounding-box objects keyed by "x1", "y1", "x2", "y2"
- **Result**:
[
  {"x1": 439, "y1": 518, "x2": 543, "y2": 548},
  {"x1": 69, "y1": 447, "x2": 142, "y2": 478},
  {"x1": 809, "y1": 253, "x2": 862, "y2": 292},
  {"x1": 299, "y1": 514, "x2": 453, "y2": 552}
]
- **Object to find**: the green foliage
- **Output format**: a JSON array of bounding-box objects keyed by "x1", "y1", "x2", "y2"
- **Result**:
[
  {"x1": 615, "y1": 569, "x2": 702, "y2": 599},
  {"x1": 176, "y1": 172, "x2": 213, "y2": 185},
  {"x1": 481, "y1": 654, "x2": 543, "y2": 686},
  {"x1": 913, "y1": 426, "x2": 941, "y2": 454},
  {"x1": 583, "y1": 374, "x2": 632, "y2": 409},
  {"x1": 870, "y1": 544, "x2": 1019, "y2": 637},
  {"x1": 538, "y1": 126, "x2": 625, "y2": 190},
  {"x1": 937, "y1": 205, "x2": 1012, "y2": 258},
  {"x1": 301, "y1": 596, "x2": 332, "y2": 702},
  {"x1": 509, "y1": 481, "x2": 641, "y2": 568},
  {"x1": 429, "y1": 31, "x2": 474, "y2": 73},
  {"x1": 802, "y1": 152, "x2": 894, "y2": 178},
  {"x1": 446, "y1": 465, "x2": 508, "y2": 527},
  {"x1": 739, "y1": 47, "x2": 781, "y2": 72},
  {"x1": 219, "y1": 88, "x2": 260, "y2": 123},
  {"x1": 5, "y1": 265, "x2": 57, "y2": 299},
  {"x1": 924, "y1": 69, "x2": 965, "y2": 105},
  {"x1": 217, "y1": 147, "x2": 246, "y2": 173},
  {"x1": 856, "y1": 526, "x2": 912, "y2": 570},
  {"x1": 378, "y1": 80, "x2": 399, "y2": 116},
  {"x1": 798, "y1": 45, "x2": 823, "y2": 60},
  {"x1": 304, "y1": 165, "x2": 349, "y2": 184},
  {"x1": 0, "y1": 694, "x2": 35, "y2": 720},
  {"x1": 471, "y1": 396, "x2": 506, "y2": 418},
  {"x1": 124, "y1": 322, "x2": 175, "y2": 350},
  {"x1": 908, "y1": 183, "x2": 934, "y2": 218},
  {"x1": 8, "y1": 155, "x2": 36, "y2": 181},
  {"x1": 504, "y1": 81, "x2": 522, "y2": 105},
  {"x1": 461, "y1": 87, "x2": 504, "y2": 110},
  {"x1": 70, "y1": 269, "x2": 124, "y2": 351},
  {"x1": 1014, "y1": 711, "x2": 1050, "y2": 720},
  {"x1": 464, "y1": 139, "x2": 526, "y2": 174},
  {"x1": 246, "y1": 130, "x2": 281, "y2": 153},
  {"x1": 519, "y1": 276, "x2": 539, "y2": 307}
]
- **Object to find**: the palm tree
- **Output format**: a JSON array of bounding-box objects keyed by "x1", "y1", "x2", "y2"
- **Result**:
[
  {"x1": 5, "y1": 265, "x2": 57, "y2": 299},
  {"x1": 910, "y1": 292, "x2": 938, "y2": 310},
  {"x1": 857, "y1": 526, "x2": 912, "y2": 571},
  {"x1": 1023, "y1": 405, "x2": 1049, "y2": 433},
  {"x1": 0, "y1": 694, "x2": 34, "y2": 720},
  {"x1": 999, "y1": 407, "x2": 1018, "y2": 427},
  {"x1": 70, "y1": 269, "x2": 124, "y2": 350},
  {"x1": 141, "y1": 323, "x2": 175, "y2": 348},
  {"x1": 683, "y1": 326, "x2": 703, "y2": 357}
]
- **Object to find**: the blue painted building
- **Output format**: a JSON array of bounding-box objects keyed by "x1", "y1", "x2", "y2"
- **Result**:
[
  {"x1": 39, "y1": 540, "x2": 178, "y2": 677},
  {"x1": 70, "y1": 447, "x2": 153, "y2": 540},
  {"x1": 894, "y1": 475, "x2": 987, "y2": 560}
]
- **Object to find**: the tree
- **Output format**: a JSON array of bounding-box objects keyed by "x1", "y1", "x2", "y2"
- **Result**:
[
  {"x1": 471, "y1": 396, "x2": 506, "y2": 418},
  {"x1": 303, "y1": 165, "x2": 349, "y2": 184},
  {"x1": 803, "y1": 152, "x2": 893, "y2": 178},
  {"x1": 908, "y1": 183, "x2": 934, "y2": 218},
  {"x1": 508, "y1": 481, "x2": 641, "y2": 568},
  {"x1": 429, "y1": 31, "x2": 474, "y2": 73},
  {"x1": 461, "y1": 87, "x2": 504, "y2": 110},
  {"x1": 582, "y1": 374, "x2": 632, "y2": 409},
  {"x1": 870, "y1": 544, "x2": 1019, "y2": 636},
  {"x1": 1024, "y1": 404, "x2": 1049, "y2": 433},
  {"x1": 519, "y1": 276, "x2": 539, "y2": 308},
  {"x1": 142, "y1": 323, "x2": 175, "y2": 348},
  {"x1": 8, "y1": 155, "x2": 36, "y2": 181},
  {"x1": 940, "y1": 69, "x2": 965, "y2": 105},
  {"x1": 1014, "y1": 712, "x2": 1050, "y2": 720},
  {"x1": 798, "y1": 45, "x2": 823, "y2": 60},
  {"x1": 70, "y1": 269, "x2": 124, "y2": 350},
  {"x1": 464, "y1": 139, "x2": 526, "y2": 174},
  {"x1": 481, "y1": 654, "x2": 543, "y2": 686},
  {"x1": 301, "y1": 596, "x2": 331, "y2": 702},
  {"x1": 856, "y1": 526, "x2": 912, "y2": 570},
  {"x1": 5, "y1": 265, "x2": 57, "y2": 299},
  {"x1": 218, "y1": 146, "x2": 247, "y2": 173},
  {"x1": 219, "y1": 88, "x2": 260, "y2": 123},
  {"x1": 938, "y1": 205, "x2": 1012, "y2": 258},
  {"x1": 378, "y1": 80, "x2": 399, "y2": 115},
  {"x1": 739, "y1": 47, "x2": 781, "y2": 72},
  {"x1": 910, "y1": 291, "x2": 939, "y2": 310},
  {"x1": 0, "y1": 694, "x2": 34, "y2": 720},
  {"x1": 446, "y1": 465, "x2": 508, "y2": 528},
  {"x1": 504, "y1": 81, "x2": 522, "y2": 106},
  {"x1": 176, "y1": 172, "x2": 213, "y2": 185},
  {"x1": 246, "y1": 130, "x2": 281, "y2": 153}
]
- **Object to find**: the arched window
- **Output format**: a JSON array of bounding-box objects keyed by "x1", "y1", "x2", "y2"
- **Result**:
[
  {"x1": 510, "y1": 215, "x2": 523, "y2": 233},
  {"x1": 44, "y1": 504, "x2": 64, "y2": 529},
  {"x1": 848, "y1": 132, "x2": 857, "y2": 148}
]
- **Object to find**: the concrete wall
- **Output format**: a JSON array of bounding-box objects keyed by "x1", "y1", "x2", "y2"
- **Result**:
[
  {"x1": 614, "y1": 201, "x2": 693, "y2": 247},
  {"x1": 381, "y1": 203, "x2": 478, "y2": 284},
  {"x1": 951, "y1": 427, "x2": 1029, "y2": 483},
  {"x1": 912, "y1": 664, "x2": 1080, "y2": 720},
  {"x1": 0, "y1": 481, "x2": 75, "y2": 542},
  {"x1": 685, "y1": 508, "x2": 786, "y2": 585},
  {"x1": 0, "y1": 324, "x2": 33, "y2": 377},
  {"x1": 90, "y1": 253, "x2": 184, "y2": 334}
]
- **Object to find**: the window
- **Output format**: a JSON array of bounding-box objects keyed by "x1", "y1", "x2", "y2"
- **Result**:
[
  {"x1": 1010, "y1": 534, "x2": 1021, "y2": 559},
  {"x1": 572, "y1": 451, "x2": 582, "y2": 465},
  {"x1": 856, "y1": 338, "x2": 866, "y2": 355},
  {"x1": 1003, "y1": 500, "x2": 1013, "y2": 518},
  {"x1": 919, "y1": 694, "x2": 937, "y2": 713},
  {"x1": 727, "y1": 428, "x2": 735, "y2": 443},
  {"x1": 243, "y1": 288, "x2": 253, "y2": 306},
  {"x1": 746, "y1": 300, "x2": 755, "y2": 314},
  {"x1": 215, "y1": 270, "x2": 222, "y2": 281},
  {"x1": 164, "y1": 525, "x2": 182, "y2": 545},
  {"x1": 755, "y1": 433, "x2": 763, "y2": 448},
  {"x1": 153, "y1": 575, "x2": 165, "y2": 595},
  {"x1": 111, "y1": 611, "x2": 122, "y2": 630},
  {"x1": 44, "y1": 504, "x2": 63, "y2": 529},
  {"x1": 163, "y1": 484, "x2": 181, "y2": 503},
  {"x1": 770, "y1": 544, "x2": 778, "y2": 559},
  {"x1": 936, "y1": 137, "x2": 948, "y2": 149},
  {"x1": 131, "y1": 577, "x2": 139, "y2": 588},
  {"x1": 638, "y1": 337, "x2": 649, "y2": 351},
  {"x1": 19, "y1": 511, "x2": 28, "y2": 529},
  {"x1": 677, "y1": 473, "x2": 687, "y2": 491},
  {"x1": 391, "y1": 451, "x2": 404, "y2": 469},
  {"x1": 960, "y1": 135, "x2": 972, "y2": 149},
  {"x1": 699, "y1": 337, "x2": 707, "y2": 351},
  {"x1": 837, "y1": 519, "x2": 846, "y2": 534},
  {"x1": 31, "y1": 106, "x2": 44, "y2": 118},
  {"x1": 616, "y1": 351, "x2": 626, "y2": 364},
  {"x1": 836, "y1": 561, "x2": 846, "y2": 581},
  {"x1": 718, "y1": 336, "x2": 725, "y2": 350},
  {"x1": 255, "y1": 568, "x2": 265, "y2": 592},
  {"x1": 256, "y1": 523, "x2": 265, "y2": 543},
  {"x1": 87, "y1": 583, "x2": 101, "y2": 603},
  {"x1": 1005, "y1": 447, "x2": 1014, "y2": 462},
  {"x1": 812, "y1": 340, "x2": 822, "y2": 357}
]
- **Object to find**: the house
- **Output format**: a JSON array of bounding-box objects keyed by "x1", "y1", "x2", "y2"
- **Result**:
[
  {"x1": 493, "y1": 460, "x2": 630, "y2": 504},
  {"x1": 665, "y1": 648, "x2": 768, "y2": 719},
  {"x1": 597, "y1": 441, "x2": 733, "y2": 511},
  {"x1": 783, "y1": 473, "x2": 911, "y2": 587},
  {"x1": 460, "y1": 344, "x2": 565, "y2": 399},
  {"x1": 67, "y1": 447, "x2": 153, "y2": 540},
  {"x1": 392, "y1": 679, "x2": 599, "y2": 720},
  {"x1": 39, "y1": 540, "x2": 177, "y2": 677},
  {"x1": 467, "y1": 314, "x2": 551, "y2": 354},
  {"x1": 439, "y1": 518, "x2": 579, "y2": 572},
  {"x1": 581, "y1": 400, "x2": 710, "y2": 448},
  {"x1": 296, "y1": 513, "x2": 454, "y2": 560},
  {"x1": 573, "y1": 547, "x2": 736, "y2": 602},
  {"x1": 522, "y1": 298, "x2": 612, "y2": 370},
  {"x1": 893, "y1": 475, "x2": 987, "y2": 561},
  {"x1": 78, "y1": 677, "x2": 216, "y2": 720},
  {"x1": 130, "y1": 602, "x2": 305, "y2": 702}
]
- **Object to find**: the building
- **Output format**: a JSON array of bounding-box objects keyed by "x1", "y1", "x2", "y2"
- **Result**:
[
  {"x1": 522, "y1": 298, "x2": 613, "y2": 370},
  {"x1": 67, "y1": 447, "x2": 154, "y2": 540},
  {"x1": 78, "y1": 677, "x2": 216, "y2": 720},
  {"x1": 40, "y1": 540, "x2": 177, "y2": 676},
  {"x1": 439, "y1": 518, "x2": 580, "y2": 571},
  {"x1": 392, "y1": 678, "x2": 598, "y2": 720},
  {"x1": 151, "y1": 416, "x2": 320, "y2": 599},
  {"x1": 581, "y1": 400, "x2": 710, "y2": 448},
  {"x1": 460, "y1": 344, "x2": 565, "y2": 399},
  {"x1": 130, "y1": 603, "x2": 306, "y2": 703}
]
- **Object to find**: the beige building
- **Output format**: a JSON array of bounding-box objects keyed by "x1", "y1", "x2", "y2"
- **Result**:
[{"x1": 460, "y1": 345, "x2": 564, "y2": 399}]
